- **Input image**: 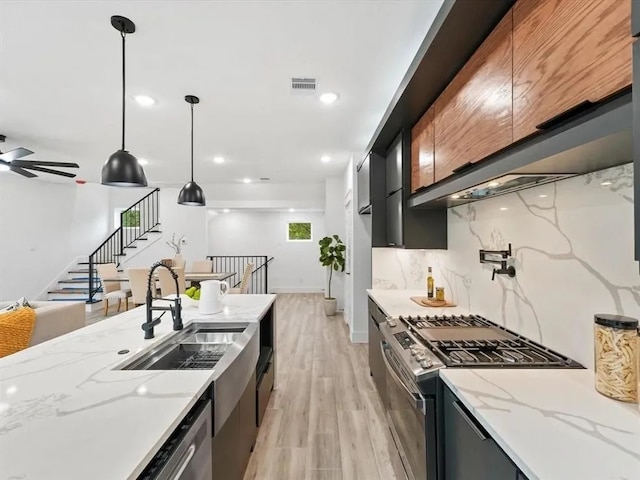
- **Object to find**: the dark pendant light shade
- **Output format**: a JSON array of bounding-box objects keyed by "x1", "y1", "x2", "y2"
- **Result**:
[
  {"x1": 178, "y1": 95, "x2": 205, "y2": 206},
  {"x1": 102, "y1": 15, "x2": 147, "y2": 187}
]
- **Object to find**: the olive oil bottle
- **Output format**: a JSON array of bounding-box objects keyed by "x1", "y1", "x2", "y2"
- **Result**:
[{"x1": 427, "y1": 266, "x2": 434, "y2": 299}]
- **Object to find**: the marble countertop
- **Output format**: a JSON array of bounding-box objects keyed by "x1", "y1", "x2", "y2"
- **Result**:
[
  {"x1": 367, "y1": 288, "x2": 471, "y2": 317},
  {"x1": 368, "y1": 289, "x2": 640, "y2": 480},
  {"x1": 441, "y1": 369, "x2": 640, "y2": 480},
  {"x1": 0, "y1": 294, "x2": 276, "y2": 480}
]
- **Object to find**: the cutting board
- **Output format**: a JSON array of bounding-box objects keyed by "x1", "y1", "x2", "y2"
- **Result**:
[{"x1": 410, "y1": 296, "x2": 457, "y2": 308}]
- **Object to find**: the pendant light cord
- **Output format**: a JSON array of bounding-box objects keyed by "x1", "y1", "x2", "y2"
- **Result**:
[
  {"x1": 121, "y1": 31, "x2": 126, "y2": 151},
  {"x1": 190, "y1": 103, "x2": 194, "y2": 182}
]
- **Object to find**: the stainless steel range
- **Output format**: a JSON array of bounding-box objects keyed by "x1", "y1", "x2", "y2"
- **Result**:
[
  {"x1": 396, "y1": 314, "x2": 584, "y2": 369},
  {"x1": 372, "y1": 306, "x2": 583, "y2": 480}
]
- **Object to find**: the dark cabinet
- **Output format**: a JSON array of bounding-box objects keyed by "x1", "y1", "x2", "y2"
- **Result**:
[
  {"x1": 357, "y1": 154, "x2": 371, "y2": 213},
  {"x1": 385, "y1": 189, "x2": 403, "y2": 247},
  {"x1": 634, "y1": 0, "x2": 640, "y2": 37},
  {"x1": 386, "y1": 136, "x2": 403, "y2": 195},
  {"x1": 443, "y1": 385, "x2": 517, "y2": 480},
  {"x1": 358, "y1": 151, "x2": 386, "y2": 217},
  {"x1": 367, "y1": 297, "x2": 387, "y2": 406}
]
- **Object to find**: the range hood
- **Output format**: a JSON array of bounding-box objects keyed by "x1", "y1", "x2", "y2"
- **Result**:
[{"x1": 410, "y1": 91, "x2": 633, "y2": 209}]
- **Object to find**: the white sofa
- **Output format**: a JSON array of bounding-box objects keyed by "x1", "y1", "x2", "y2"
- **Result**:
[{"x1": 0, "y1": 301, "x2": 85, "y2": 346}]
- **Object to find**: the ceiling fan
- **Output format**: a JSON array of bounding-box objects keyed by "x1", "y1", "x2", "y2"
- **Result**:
[{"x1": 0, "y1": 134, "x2": 79, "y2": 179}]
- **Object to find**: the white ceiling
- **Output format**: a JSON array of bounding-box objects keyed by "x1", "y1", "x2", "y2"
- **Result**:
[{"x1": 0, "y1": 0, "x2": 443, "y2": 186}]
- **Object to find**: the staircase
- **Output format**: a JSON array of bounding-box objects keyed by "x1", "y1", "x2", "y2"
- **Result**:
[{"x1": 47, "y1": 188, "x2": 161, "y2": 304}]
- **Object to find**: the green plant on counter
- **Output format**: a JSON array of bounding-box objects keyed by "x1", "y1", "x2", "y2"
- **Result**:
[{"x1": 318, "y1": 235, "x2": 346, "y2": 299}]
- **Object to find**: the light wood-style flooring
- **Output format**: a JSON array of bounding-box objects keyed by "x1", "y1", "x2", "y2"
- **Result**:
[{"x1": 243, "y1": 293, "x2": 404, "y2": 480}]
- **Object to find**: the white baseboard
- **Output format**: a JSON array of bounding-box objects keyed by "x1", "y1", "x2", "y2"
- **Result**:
[
  {"x1": 270, "y1": 287, "x2": 325, "y2": 293},
  {"x1": 350, "y1": 330, "x2": 368, "y2": 343}
]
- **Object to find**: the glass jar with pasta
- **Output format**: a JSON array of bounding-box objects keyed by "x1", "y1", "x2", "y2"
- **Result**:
[{"x1": 594, "y1": 314, "x2": 638, "y2": 403}]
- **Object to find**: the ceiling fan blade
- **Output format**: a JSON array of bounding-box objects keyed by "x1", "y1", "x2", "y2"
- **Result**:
[
  {"x1": 11, "y1": 160, "x2": 79, "y2": 168},
  {"x1": 0, "y1": 147, "x2": 34, "y2": 162},
  {"x1": 10, "y1": 166, "x2": 37, "y2": 178},
  {"x1": 21, "y1": 165, "x2": 77, "y2": 178}
]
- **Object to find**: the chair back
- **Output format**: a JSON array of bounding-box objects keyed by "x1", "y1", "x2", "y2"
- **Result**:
[
  {"x1": 158, "y1": 267, "x2": 185, "y2": 297},
  {"x1": 191, "y1": 260, "x2": 213, "y2": 273},
  {"x1": 96, "y1": 263, "x2": 120, "y2": 294},
  {"x1": 238, "y1": 263, "x2": 254, "y2": 294},
  {"x1": 127, "y1": 268, "x2": 150, "y2": 305}
]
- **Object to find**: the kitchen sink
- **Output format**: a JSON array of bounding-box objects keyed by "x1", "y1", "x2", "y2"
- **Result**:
[{"x1": 120, "y1": 323, "x2": 249, "y2": 371}]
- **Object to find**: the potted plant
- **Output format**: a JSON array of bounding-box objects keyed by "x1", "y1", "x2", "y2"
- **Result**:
[{"x1": 318, "y1": 235, "x2": 346, "y2": 316}]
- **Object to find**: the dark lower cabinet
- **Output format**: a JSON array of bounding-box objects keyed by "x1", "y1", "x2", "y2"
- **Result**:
[
  {"x1": 212, "y1": 374, "x2": 256, "y2": 480},
  {"x1": 257, "y1": 360, "x2": 274, "y2": 426},
  {"x1": 443, "y1": 385, "x2": 517, "y2": 480},
  {"x1": 368, "y1": 314, "x2": 387, "y2": 407}
]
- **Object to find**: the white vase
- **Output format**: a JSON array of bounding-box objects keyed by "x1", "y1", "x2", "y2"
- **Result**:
[
  {"x1": 173, "y1": 254, "x2": 185, "y2": 270},
  {"x1": 324, "y1": 298, "x2": 337, "y2": 316}
]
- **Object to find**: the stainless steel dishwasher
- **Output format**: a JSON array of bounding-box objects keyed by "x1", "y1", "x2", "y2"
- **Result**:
[{"x1": 137, "y1": 400, "x2": 212, "y2": 480}]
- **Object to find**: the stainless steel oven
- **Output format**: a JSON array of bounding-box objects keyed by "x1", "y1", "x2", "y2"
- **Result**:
[{"x1": 382, "y1": 340, "x2": 435, "y2": 480}]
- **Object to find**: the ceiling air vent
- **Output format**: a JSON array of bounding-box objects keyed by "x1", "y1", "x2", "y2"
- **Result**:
[
  {"x1": 291, "y1": 77, "x2": 316, "y2": 93},
  {"x1": 260, "y1": 177, "x2": 271, "y2": 181}
]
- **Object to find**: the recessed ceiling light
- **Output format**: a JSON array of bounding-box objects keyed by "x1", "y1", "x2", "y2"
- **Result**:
[
  {"x1": 223, "y1": 208, "x2": 230, "y2": 213},
  {"x1": 289, "y1": 208, "x2": 295, "y2": 212},
  {"x1": 488, "y1": 181, "x2": 500, "y2": 188},
  {"x1": 134, "y1": 95, "x2": 155, "y2": 106},
  {"x1": 321, "y1": 156, "x2": 331, "y2": 163},
  {"x1": 500, "y1": 207, "x2": 508, "y2": 211},
  {"x1": 137, "y1": 158, "x2": 148, "y2": 166},
  {"x1": 0, "y1": 165, "x2": 9, "y2": 172},
  {"x1": 600, "y1": 181, "x2": 612, "y2": 186},
  {"x1": 538, "y1": 194, "x2": 547, "y2": 198},
  {"x1": 242, "y1": 178, "x2": 251, "y2": 184},
  {"x1": 451, "y1": 194, "x2": 460, "y2": 199},
  {"x1": 213, "y1": 156, "x2": 225, "y2": 164},
  {"x1": 319, "y1": 92, "x2": 339, "y2": 105}
]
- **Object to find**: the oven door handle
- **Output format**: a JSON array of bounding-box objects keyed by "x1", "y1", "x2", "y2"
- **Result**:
[{"x1": 381, "y1": 341, "x2": 426, "y2": 415}]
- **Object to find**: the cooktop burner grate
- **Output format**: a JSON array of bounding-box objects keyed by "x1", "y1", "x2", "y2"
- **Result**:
[{"x1": 399, "y1": 314, "x2": 493, "y2": 328}]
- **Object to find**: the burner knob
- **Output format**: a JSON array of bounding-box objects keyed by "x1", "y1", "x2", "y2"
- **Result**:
[
  {"x1": 415, "y1": 353, "x2": 427, "y2": 362},
  {"x1": 419, "y1": 359, "x2": 433, "y2": 369},
  {"x1": 386, "y1": 318, "x2": 397, "y2": 328}
]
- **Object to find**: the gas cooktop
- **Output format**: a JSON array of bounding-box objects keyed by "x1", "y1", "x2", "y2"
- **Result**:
[{"x1": 395, "y1": 314, "x2": 583, "y2": 368}]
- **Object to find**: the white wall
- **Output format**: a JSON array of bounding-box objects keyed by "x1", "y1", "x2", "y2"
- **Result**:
[
  {"x1": 203, "y1": 183, "x2": 325, "y2": 210},
  {"x1": 324, "y1": 176, "x2": 347, "y2": 309},
  {"x1": 372, "y1": 163, "x2": 640, "y2": 367},
  {"x1": 207, "y1": 210, "x2": 325, "y2": 292},
  {"x1": 0, "y1": 176, "x2": 110, "y2": 301}
]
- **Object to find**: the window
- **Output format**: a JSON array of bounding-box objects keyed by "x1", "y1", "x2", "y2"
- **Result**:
[
  {"x1": 287, "y1": 222, "x2": 312, "y2": 241},
  {"x1": 114, "y1": 208, "x2": 140, "y2": 229}
]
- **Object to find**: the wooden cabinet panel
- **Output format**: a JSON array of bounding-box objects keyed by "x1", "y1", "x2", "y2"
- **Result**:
[
  {"x1": 411, "y1": 107, "x2": 435, "y2": 193},
  {"x1": 434, "y1": 10, "x2": 513, "y2": 183},
  {"x1": 513, "y1": 0, "x2": 632, "y2": 141}
]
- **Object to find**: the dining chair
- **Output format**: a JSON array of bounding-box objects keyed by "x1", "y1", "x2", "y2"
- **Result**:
[
  {"x1": 172, "y1": 256, "x2": 187, "y2": 270},
  {"x1": 158, "y1": 267, "x2": 186, "y2": 297},
  {"x1": 230, "y1": 263, "x2": 254, "y2": 294},
  {"x1": 126, "y1": 267, "x2": 151, "y2": 306},
  {"x1": 191, "y1": 260, "x2": 213, "y2": 273},
  {"x1": 96, "y1": 263, "x2": 131, "y2": 316}
]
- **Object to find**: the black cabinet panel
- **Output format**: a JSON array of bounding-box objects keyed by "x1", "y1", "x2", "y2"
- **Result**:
[
  {"x1": 634, "y1": 0, "x2": 640, "y2": 37},
  {"x1": 368, "y1": 315, "x2": 387, "y2": 407},
  {"x1": 634, "y1": 41, "x2": 640, "y2": 261},
  {"x1": 357, "y1": 154, "x2": 371, "y2": 213},
  {"x1": 443, "y1": 385, "x2": 517, "y2": 480},
  {"x1": 386, "y1": 134, "x2": 403, "y2": 195},
  {"x1": 386, "y1": 190, "x2": 403, "y2": 247}
]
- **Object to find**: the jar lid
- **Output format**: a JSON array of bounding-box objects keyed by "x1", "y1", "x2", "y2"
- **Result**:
[{"x1": 594, "y1": 314, "x2": 638, "y2": 330}]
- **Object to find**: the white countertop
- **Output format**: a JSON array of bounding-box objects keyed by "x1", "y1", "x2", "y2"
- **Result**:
[
  {"x1": 441, "y1": 369, "x2": 640, "y2": 480},
  {"x1": 0, "y1": 294, "x2": 276, "y2": 480},
  {"x1": 367, "y1": 288, "x2": 471, "y2": 317},
  {"x1": 368, "y1": 289, "x2": 640, "y2": 480}
]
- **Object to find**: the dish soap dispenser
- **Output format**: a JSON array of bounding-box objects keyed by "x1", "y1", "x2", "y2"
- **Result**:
[{"x1": 427, "y1": 267, "x2": 434, "y2": 299}]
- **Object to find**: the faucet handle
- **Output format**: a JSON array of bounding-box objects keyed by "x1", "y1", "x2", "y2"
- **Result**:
[{"x1": 142, "y1": 317, "x2": 161, "y2": 339}]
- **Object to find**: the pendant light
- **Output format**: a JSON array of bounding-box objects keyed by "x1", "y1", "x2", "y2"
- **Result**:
[
  {"x1": 177, "y1": 95, "x2": 206, "y2": 206},
  {"x1": 101, "y1": 15, "x2": 148, "y2": 187}
]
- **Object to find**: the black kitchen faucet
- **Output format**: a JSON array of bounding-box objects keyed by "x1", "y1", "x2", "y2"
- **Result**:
[{"x1": 143, "y1": 261, "x2": 183, "y2": 339}]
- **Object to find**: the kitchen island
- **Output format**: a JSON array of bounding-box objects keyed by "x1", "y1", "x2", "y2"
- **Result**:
[
  {"x1": 0, "y1": 294, "x2": 276, "y2": 480},
  {"x1": 368, "y1": 289, "x2": 640, "y2": 480}
]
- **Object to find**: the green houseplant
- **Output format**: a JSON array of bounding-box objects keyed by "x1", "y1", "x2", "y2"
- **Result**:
[{"x1": 318, "y1": 235, "x2": 346, "y2": 316}]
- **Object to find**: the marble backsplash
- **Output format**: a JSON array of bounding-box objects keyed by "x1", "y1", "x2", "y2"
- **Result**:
[{"x1": 372, "y1": 163, "x2": 640, "y2": 368}]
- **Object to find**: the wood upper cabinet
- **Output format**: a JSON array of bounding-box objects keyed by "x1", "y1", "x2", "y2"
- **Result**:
[
  {"x1": 513, "y1": 0, "x2": 632, "y2": 141},
  {"x1": 434, "y1": 10, "x2": 513, "y2": 183},
  {"x1": 411, "y1": 107, "x2": 435, "y2": 193}
]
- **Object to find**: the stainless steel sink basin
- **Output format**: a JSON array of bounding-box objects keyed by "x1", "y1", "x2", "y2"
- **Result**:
[{"x1": 120, "y1": 323, "x2": 249, "y2": 371}]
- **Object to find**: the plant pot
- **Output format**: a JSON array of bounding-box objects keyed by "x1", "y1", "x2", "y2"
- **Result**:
[{"x1": 323, "y1": 298, "x2": 337, "y2": 316}]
